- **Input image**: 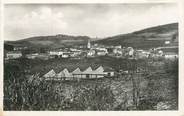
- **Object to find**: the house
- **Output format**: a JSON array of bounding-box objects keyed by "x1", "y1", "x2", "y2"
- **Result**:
[
  {"x1": 96, "y1": 50, "x2": 107, "y2": 56},
  {"x1": 113, "y1": 48, "x2": 122, "y2": 55},
  {"x1": 43, "y1": 69, "x2": 56, "y2": 80},
  {"x1": 164, "y1": 52, "x2": 178, "y2": 59},
  {"x1": 49, "y1": 50, "x2": 63, "y2": 56},
  {"x1": 135, "y1": 50, "x2": 150, "y2": 59},
  {"x1": 26, "y1": 53, "x2": 39, "y2": 59},
  {"x1": 6, "y1": 51, "x2": 22, "y2": 59},
  {"x1": 87, "y1": 49, "x2": 96, "y2": 57},
  {"x1": 127, "y1": 47, "x2": 134, "y2": 57},
  {"x1": 13, "y1": 46, "x2": 27, "y2": 51},
  {"x1": 36, "y1": 53, "x2": 52, "y2": 60},
  {"x1": 165, "y1": 41, "x2": 170, "y2": 44},
  {"x1": 158, "y1": 50, "x2": 164, "y2": 56},
  {"x1": 26, "y1": 53, "x2": 54, "y2": 60},
  {"x1": 62, "y1": 52, "x2": 70, "y2": 58},
  {"x1": 114, "y1": 45, "x2": 122, "y2": 49}
]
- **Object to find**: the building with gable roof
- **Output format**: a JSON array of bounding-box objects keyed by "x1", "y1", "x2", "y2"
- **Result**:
[
  {"x1": 42, "y1": 65, "x2": 116, "y2": 81},
  {"x1": 72, "y1": 68, "x2": 81, "y2": 77},
  {"x1": 6, "y1": 51, "x2": 22, "y2": 59},
  {"x1": 43, "y1": 69, "x2": 56, "y2": 80},
  {"x1": 71, "y1": 66, "x2": 115, "y2": 79},
  {"x1": 62, "y1": 68, "x2": 73, "y2": 80},
  {"x1": 56, "y1": 70, "x2": 65, "y2": 80}
]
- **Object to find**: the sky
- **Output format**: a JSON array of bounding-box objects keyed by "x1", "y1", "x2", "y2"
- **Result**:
[{"x1": 4, "y1": 3, "x2": 179, "y2": 41}]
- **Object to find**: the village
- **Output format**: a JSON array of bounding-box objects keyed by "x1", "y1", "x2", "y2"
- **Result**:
[
  {"x1": 4, "y1": 39, "x2": 178, "y2": 81},
  {"x1": 5, "y1": 40, "x2": 178, "y2": 60}
]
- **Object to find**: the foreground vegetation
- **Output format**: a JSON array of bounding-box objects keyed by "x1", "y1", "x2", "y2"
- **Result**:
[{"x1": 4, "y1": 57, "x2": 178, "y2": 110}]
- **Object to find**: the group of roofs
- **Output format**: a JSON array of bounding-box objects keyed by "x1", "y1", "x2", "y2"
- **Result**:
[{"x1": 43, "y1": 65, "x2": 115, "y2": 80}]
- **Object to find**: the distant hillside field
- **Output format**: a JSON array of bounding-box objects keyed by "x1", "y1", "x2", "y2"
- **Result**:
[
  {"x1": 97, "y1": 23, "x2": 178, "y2": 49},
  {"x1": 5, "y1": 35, "x2": 91, "y2": 49},
  {"x1": 4, "y1": 23, "x2": 178, "y2": 50}
]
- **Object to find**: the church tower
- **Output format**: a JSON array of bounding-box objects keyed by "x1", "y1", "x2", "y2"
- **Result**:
[{"x1": 87, "y1": 39, "x2": 91, "y2": 49}]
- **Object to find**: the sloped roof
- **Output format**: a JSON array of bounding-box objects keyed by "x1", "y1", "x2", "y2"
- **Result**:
[
  {"x1": 56, "y1": 71, "x2": 65, "y2": 77},
  {"x1": 83, "y1": 67, "x2": 93, "y2": 74},
  {"x1": 43, "y1": 69, "x2": 56, "y2": 78},
  {"x1": 95, "y1": 66, "x2": 104, "y2": 72},
  {"x1": 91, "y1": 66, "x2": 105, "y2": 74},
  {"x1": 72, "y1": 68, "x2": 81, "y2": 74},
  {"x1": 62, "y1": 68, "x2": 72, "y2": 77}
]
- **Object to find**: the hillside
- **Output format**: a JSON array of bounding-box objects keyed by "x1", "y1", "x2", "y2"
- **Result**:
[
  {"x1": 5, "y1": 23, "x2": 178, "y2": 50},
  {"x1": 5, "y1": 34, "x2": 91, "y2": 49},
  {"x1": 96, "y1": 23, "x2": 178, "y2": 49}
]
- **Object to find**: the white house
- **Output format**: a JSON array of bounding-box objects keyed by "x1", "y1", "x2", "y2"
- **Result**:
[
  {"x1": 26, "y1": 53, "x2": 39, "y2": 59},
  {"x1": 114, "y1": 45, "x2": 122, "y2": 49},
  {"x1": 127, "y1": 47, "x2": 134, "y2": 57},
  {"x1": 165, "y1": 41, "x2": 170, "y2": 44},
  {"x1": 13, "y1": 46, "x2": 27, "y2": 51},
  {"x1": 113, "y1": 48, "x2": 122, "y2": 55},
  {"x1": 164, "y1": 52, "x2": 178, "y2": 59},
  {"x1": 49, "y1": 50, "x2": 63, "y2": 56},
  {"x1": 96, "y1": 50, "x2": 107, "y2": 56},
  {"x1": 87, "y1": 49, "x2": 96, "y2": 57},
  {"x1": 6, "y1": 51, "x2": 22, "y2": 59},
  {"x1": 62, "y1": 52, "x2": 70, "y2": 58}
]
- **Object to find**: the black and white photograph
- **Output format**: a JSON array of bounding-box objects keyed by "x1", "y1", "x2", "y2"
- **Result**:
[{"x1": 3, "y1": 3, "x2": 179, "y2": 111}]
